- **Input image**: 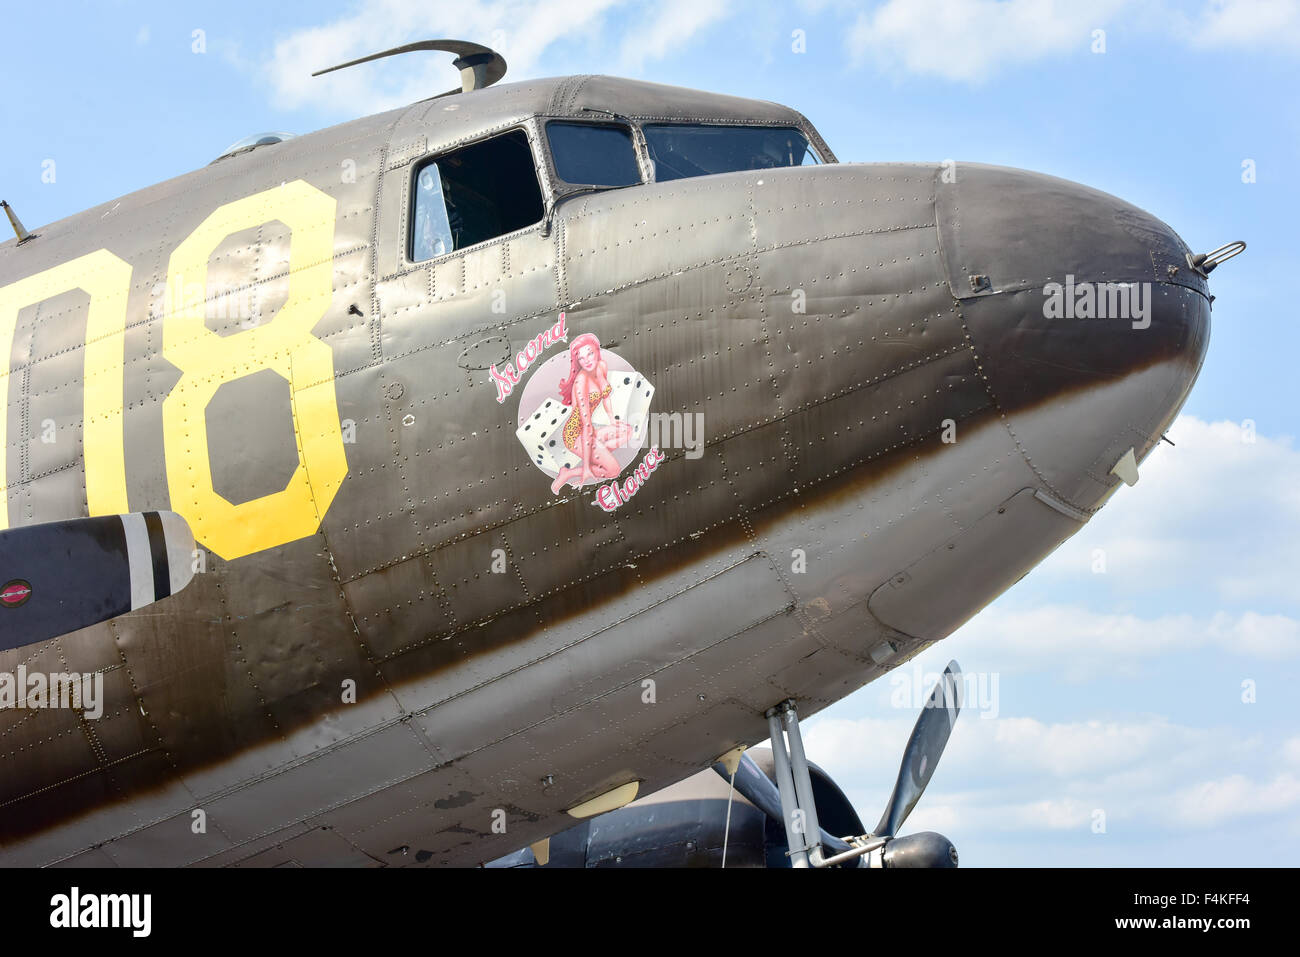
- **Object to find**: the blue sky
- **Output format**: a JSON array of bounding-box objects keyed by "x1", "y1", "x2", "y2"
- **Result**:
[{"x1": 5, "y1": 0, "x2": 1297, "y2": 865}]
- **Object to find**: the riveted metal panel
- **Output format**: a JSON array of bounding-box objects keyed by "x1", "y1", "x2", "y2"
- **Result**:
[{"x1": 869, "y1": 487, "x2": 1078, "y2": 641}]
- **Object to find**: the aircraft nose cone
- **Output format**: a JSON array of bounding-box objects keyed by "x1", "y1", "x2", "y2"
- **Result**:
[{"x1": 937, "y1": 164, "x2": 1211, "y2": 511}]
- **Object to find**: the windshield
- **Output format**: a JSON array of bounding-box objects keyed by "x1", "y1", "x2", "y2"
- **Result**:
[
  {"x1": 547, "y1": 121, "x2": 642, "y2": 187},
  {"x1": 642, "y1": 125, "x2": 820, "y2": 182}
]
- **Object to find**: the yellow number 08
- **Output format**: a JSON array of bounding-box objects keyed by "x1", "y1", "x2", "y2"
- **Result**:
[
  {"x1": 0, "y1": 180, "x2": 347, "y2": 560},
  {"x1": 163, "y1": 181, "x2": 347, "y2": 559}
]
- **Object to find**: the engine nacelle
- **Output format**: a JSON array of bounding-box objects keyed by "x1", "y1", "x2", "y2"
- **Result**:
[{"x1": 867, "y1": 831, "x2": 959, "y2": 868}]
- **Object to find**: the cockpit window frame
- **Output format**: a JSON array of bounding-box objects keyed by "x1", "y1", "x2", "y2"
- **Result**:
[
  {"x1": 639, "y1": 121, "x2": 826, "y2": 182},
  {"x1": 542, "y1": 118, "x2": 651, "y2": 190},
  {"x1": 404, "y1": 121, "x2": 551, "y2": 266},
  {"x1": 534, "y1": 115, "x2": 834, "y2": 193},
  {"x1": 397, "y1": 112, "x2": 836, "y2": 270}
]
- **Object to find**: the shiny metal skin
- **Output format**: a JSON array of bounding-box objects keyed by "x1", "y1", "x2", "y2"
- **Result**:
[{"x1": 0, "y1": 69, "x2": 1212, "y2": 866}]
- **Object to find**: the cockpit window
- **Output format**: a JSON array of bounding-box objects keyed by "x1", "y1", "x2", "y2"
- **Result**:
[
  {"x1": 642, "y1": 125, "x2": 820, "y2": 183},
  {"x1": 546, "y1": 121, "x2": 642, "y2": 187},
  {"x1": 411, "y1": 129, "x2": 544, "y2": 262}
]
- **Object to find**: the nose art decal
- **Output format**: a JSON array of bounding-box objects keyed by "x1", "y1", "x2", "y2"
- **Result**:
[{"x1": 508, "y1": 324, "x2": 656, "y2": 500}]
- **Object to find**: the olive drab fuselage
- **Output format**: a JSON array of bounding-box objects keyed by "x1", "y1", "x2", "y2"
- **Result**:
[{"x1": 0, "y1": 74, "x2": 1212, "y2": 866}]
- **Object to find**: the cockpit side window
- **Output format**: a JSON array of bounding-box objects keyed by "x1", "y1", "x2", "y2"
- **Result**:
[
  {"x1": 410, "y1": 129, "x2": 544, "y2": 262},
  {"x1": 642, "y1": 125, "x2": 820, "y2": 183},
  {"x1": 546, "y1": 121, "x2": 642, "y2": 187}
]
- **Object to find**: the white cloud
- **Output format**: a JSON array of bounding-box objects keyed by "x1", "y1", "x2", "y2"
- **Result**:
[
  {"x1": 807, "y1": 713, "x2": 1242, "y2": 785},
  {"x1": 258, "y1": 0, "x2": 731, "y2": 117},
  {"x1": 1032, "y1": 416, "x2": 1300, "y2": 608},
  {"x1": 845, "y1": 0, "x2": 1300, "y2": 84},
  {"x1": 250, "y1": 0, "x2": 1300, "y2": 112},
  {"x1": 618, "y1": 0, "x2": 731, "y2": 71},
  {"x1": 1169, "y1": 772, "x2": 1300, "y2": 826},
  {"x1": 846, "y1": 0, "x2": 1130, "y2": 83},
  {"x1": 951, "y1": 606, "x2": 1298, "y2": 682},
  {"x1": 803, "y1": 711, "x2": 1299, "y2": 835},
  {"x1": 1186, "y1": 0, "x2": 1300, "y2": 51}
]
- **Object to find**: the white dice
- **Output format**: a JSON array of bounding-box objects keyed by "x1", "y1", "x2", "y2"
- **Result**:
[
  {"x1": 516, "y1": 397, "x2": 570, "y2": 473},
  {"x1": 620, "y1": 371, "x2": 655, "y2": 447}
]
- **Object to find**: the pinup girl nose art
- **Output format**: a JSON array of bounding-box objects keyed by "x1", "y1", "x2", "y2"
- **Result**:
[{"x1": 512, "y1": 327, "x2": 656, "y2": 497}]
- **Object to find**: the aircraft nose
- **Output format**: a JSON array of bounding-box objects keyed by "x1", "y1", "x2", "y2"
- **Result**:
[{"x1": 936, "y1": 164, "x2": 1211, "y2": 511}]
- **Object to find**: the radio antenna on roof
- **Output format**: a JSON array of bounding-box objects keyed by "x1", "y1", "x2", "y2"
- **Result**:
[
  {"x1": 1, "y1": 201, "x2": 33, "y2": 244},
  {"x1": 312, "y1": 39, "x2": 507, "y2": 97}
]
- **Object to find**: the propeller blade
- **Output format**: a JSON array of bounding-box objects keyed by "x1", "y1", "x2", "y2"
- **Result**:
[
  {"x1": 712, "y1": 751, "x2": 852, "y2": 855},
  {"x1": 715, "y1": 751, "x2": 783, "y2": 821},
  {"x1": 874, "y1": 659, "x2": 963, "y2": 838}
]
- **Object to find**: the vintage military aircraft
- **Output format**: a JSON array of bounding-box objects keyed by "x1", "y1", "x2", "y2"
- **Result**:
[{"x1": 0, "y1": 39, "x2": 1242, "y2": 867}]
